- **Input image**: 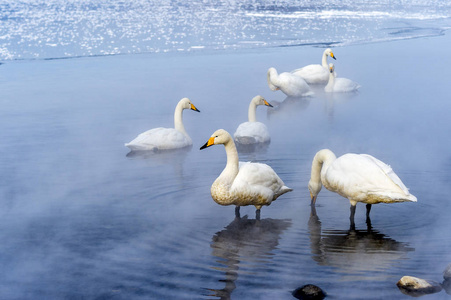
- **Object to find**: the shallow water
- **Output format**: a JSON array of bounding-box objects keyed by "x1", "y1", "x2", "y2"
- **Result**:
[{"x1": 1, "y1": 31, "x2": 451, "y2": 299}]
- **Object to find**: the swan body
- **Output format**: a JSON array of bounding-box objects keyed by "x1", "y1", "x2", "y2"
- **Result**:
[
  {"x1": 308, "y1": 149, "x2": 416, "y2": 223},
  {"x1": 291, "y1": 48, "x2": 337, "y2": 84},
  {"x1": 267, "y1": 67, "x2": 313, "y2": 97},
  {"x1": 200, "y1": 129, "x2": 292, "y2": 217},
  {"x1": 325, "y1": 63, "x2": 360, "y2": 93},
  {"x1": 234, "y1": 95, "x2": 272, "y2": 145},
  {"x1": 125, "y1": 98, "x2": 200, "y2": 151}
]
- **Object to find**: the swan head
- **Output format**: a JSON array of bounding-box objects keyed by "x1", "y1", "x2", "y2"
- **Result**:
[
  {"x1": 328, "y1": 63, "x2": 335, "y2": 74},
  {"x1": 252, "y1": 95, "x2": 273, "y2": 107},
  {"x1": 200, "y1": 129, "x2": 232, "y2": 150},
  {"x1": 325, "y1": 48, "x2": 336, "y2": 60},
  {"x1": 179, "y1": 97, "x2": 200, "y2": 112},
  {"x1": 267, "y1": 68, "x2": 280, "y2": 91},
  {"x1": 308, "y1": 180, "x2": 322, "y2": 205}
]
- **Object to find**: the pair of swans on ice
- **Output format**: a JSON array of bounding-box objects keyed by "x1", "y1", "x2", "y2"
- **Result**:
[
  {"x1": 124, "y1": 97, "x2": 416, "y2": 223},
  {"x1": 267, "y1": 48, "x2": 360, "y2": 97}
]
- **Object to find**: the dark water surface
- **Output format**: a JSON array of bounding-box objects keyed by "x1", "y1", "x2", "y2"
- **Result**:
[{"x1": 1, "y1": 34, "x2": 451, "y2": 299}]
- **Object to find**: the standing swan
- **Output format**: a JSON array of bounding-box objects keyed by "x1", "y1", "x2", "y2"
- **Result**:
[
  {"x1": 234, "y1": 95, "x2": 273, "y2": 145},
  {"x1": 200, "y1": 129, "x2": 292, "y2": 219},
  {"x1": 125, "y1": 98, "x2": 200, "y2": 151},
  {"x1": 267, "y1": 67, "x2": 313, "y2": 97},
  {"x1": 325, "y1": 63, "x2": 360, "y2": 93},
  {"x1": 308, "y1": 149, "x2": 417, "y2": 226},
  {"x1": 291, "y1": 48, "x2": 336, "y2": 84}
]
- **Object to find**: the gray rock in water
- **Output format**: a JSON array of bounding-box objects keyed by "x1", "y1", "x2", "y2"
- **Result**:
[
  {"x1": 396, "y1": 276, "x2": 442, "y2": 297},
  {"x1": 444, "y1": 263, "x2": 451, "y2": 280},
  {"x1": 292, "y1": 284, "x2": 326, "y2": 300}
]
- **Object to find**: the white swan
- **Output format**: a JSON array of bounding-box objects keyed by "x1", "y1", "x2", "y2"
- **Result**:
[
  {"x1": 291, "y1": 48, "x2": 336, "y2": 84},
  {"x1": 267, "y1": 67, "x2": 313, "y2": 97},
  {"x1": 325, "y1": 63, "x2": 360, "y2": 93},
  {"x1": 125, "y1": 98, "x2": 200, "y2": 151},
  {"x1": 308, "y1": 149, "x2": 417, "y2": 225},
  {"x1": 234, "y1": 95, "x2": 272, "y2": 145},
  {"x1": 200, "y1": 129, "x2": 292, "y2": 218}
]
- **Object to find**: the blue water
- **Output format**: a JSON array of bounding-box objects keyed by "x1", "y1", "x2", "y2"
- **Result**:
[
  {"x1": 1, "y1": 1, "x2": 451, "y2": 299},
  {"x1": 0, "y1": 0, "x2": 450, "y2": 60}
]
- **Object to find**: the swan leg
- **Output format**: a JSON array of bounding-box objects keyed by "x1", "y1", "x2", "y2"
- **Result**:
[
  {"x1": 235, "y1": 206, "x2": 241, "y2": 219},
  {"x1": 366, "y1": 204, "x2": 372, "y2": 220},
  {"x1": 349, "y1": 204, "x2": 356, "y2": 229},
  {"x1": 255, "y1": 209, "x2": 261, "y2": 220}
]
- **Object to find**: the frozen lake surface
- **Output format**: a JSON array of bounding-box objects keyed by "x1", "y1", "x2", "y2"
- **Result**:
[
  {"x1": 1, "y1": 1, "x2": 451, "y2": 299},
  {"x1": 0, "y1": 0, "x2": 450, "y2": 60}
]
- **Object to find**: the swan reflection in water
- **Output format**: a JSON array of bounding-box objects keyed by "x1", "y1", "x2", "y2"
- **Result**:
[
  {"x1": 266, "y1": 96, "x2": 310, "y2": 120},
  {"x1": 308, "y1": 206, "x2": 414, "y2": 280},
  {"x1": 321, "y1": 91, "x2": 359, "y2": 124},
  {"x1": 207, "y1": 215, "x2": 291, "y2": 300},
  {"x1": 125, "y1": 146, "x2": 192, "y2": 176}
]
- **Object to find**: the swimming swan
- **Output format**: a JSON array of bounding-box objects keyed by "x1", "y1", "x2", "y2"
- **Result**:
[
  {"x1": 125, "y1": 97, "x2": 200, "y2": 151},
  {"x1": 234, "y1": 95, "x2": 273, "y2": 145},
  {"x1": 267, "y1": 67, "x2": 313, "y2": 97},
  {"x1": 325, "y1": 63, "x2": 360, "y2": 93},
  {"x1": 291, "y1": 48, "x2": 336, "y2": 84},
  {"x1": 308, "y1": 149, "x2": 417, "y2": 225},
  {"x1": 200, "y1": 129, "x2": 292, "y2": 219}
]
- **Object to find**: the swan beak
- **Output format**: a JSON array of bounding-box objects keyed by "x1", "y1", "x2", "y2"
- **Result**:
[
  {"x1": 191, "y1": 104, "x2": 200, "y2": 112},
  {"x1": 263, "y1": 100, "x2": 273, "y2": 107},
  {"x1": 200, "y1": 137, "x2": 215, "y2": 150},
  {"x1": 331, "y1": 52, "x2": 336, "y2": 60},
  {"x1": 310, "y1": 191, "x2": 317, "y2": 206}
]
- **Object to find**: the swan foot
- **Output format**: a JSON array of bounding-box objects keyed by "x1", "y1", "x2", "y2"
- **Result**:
[{"x1": 235, "y1": 206, "x2": 241, "y2": 219}]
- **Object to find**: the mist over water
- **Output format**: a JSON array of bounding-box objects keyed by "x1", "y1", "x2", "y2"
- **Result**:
[{"x1": 1, "y1": 1, "x2": 451, "y2": 299}]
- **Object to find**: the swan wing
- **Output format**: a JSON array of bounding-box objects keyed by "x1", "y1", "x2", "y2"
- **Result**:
[
  {"x1": 232, "y1": 162, "x2": 291, "y2": 203},
  {"x1": 291, "y1": 64, "x2": 329, "y2": 84},
  {"x1": 359, "y1": 154, "x2": 411, "y2": 195},
  {"x1": 125, "y1": 127, "x2": 191, "y2": 151},
  {"x1": 234, "y1": 122, "x2": 270, "y2": 144},
  {"x1": 279, "y1": 72, "x2": 313, "y2": 97},
  {"x1": 324, "y1": 154, "x2": 415, "y2": 202},
  {"x1": 333, "y1": 78, "x2": 360, "y2": 92}
]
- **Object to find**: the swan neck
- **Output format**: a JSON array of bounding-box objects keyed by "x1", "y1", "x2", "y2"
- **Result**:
[
  {"x1": 311, "y1": 149, "x2": 336, "y2": 185},
  {"x1": 325, "y1": 70, "x2": 335, "y2": 91},
  {"x1": 174, "y1": 103, "x2": 187, "y2": 135},
  {"x1": 248, "y1": 101, "x2": 257, "y2": 122},
  {"x1": 321, "y1": 51, "x2": 328, "y2": 68},
  {"x1": 267, "y1": 68, "x2": 279, "y2": 89},
  {"x1": 220, "y1": 139, "x2": 240, "y2": 181}
]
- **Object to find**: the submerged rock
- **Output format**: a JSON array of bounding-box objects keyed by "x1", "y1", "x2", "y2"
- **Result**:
[
  {"x1": 292, "y1": 284, "x2": 326, "y2": 300},
  {"x1": 442, "y1": 278, "x2": 451, "y2": 295},
  {"x1": 444, "y1": 263, "x2": 451, "y2": 280},
  {"x1": 396, "y1": 276, "x2": 442, "y2": 296}
]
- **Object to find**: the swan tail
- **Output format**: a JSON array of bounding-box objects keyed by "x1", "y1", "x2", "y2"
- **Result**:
[
  {"x1": 124, "y1": 142, "x2": 157, "y2": 152},
  {"x1": 274, "y1": 186, "x2": 293, "y2": 199}
]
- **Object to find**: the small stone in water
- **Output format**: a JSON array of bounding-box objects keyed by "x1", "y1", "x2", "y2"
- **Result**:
[
  {"x1": 396, "y1": 276, "x2": 442, "y2": 296},
  {"x1": 292, "y1": 284, "x2": 326, "y2": 300}
]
